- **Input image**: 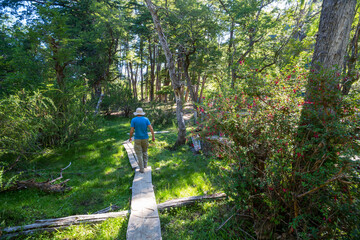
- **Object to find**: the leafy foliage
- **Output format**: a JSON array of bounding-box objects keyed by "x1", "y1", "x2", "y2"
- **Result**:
[
  {"x1": 145, "y1": 102, "x2": 176, "y2": 128},
  {"x1": 101, "y1": 83, "x2": 140, "y2": 117},
  {"x1": 195, "y1": 67, "x2": 360, "y2": 238},
  {"x1": 0, "y1": 88, "x2": 95, "y2": 161}
]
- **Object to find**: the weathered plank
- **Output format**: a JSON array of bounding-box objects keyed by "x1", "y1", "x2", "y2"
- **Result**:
[
  {"x1": 123, "y1": 142, "x2": 138, "y2": 169},
  {"x1": 127, "y1": 167, "x2": 161, "y2": 240}
]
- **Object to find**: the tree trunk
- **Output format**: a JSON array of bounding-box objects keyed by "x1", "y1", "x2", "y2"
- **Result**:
[
  {"x1": 145, "y1": 0, "x2": 186, "y2": 146},
  {"x1": 297, "y1": 0, "x2": 356, "y2": 190},
  {"x1": 129, "y1": 62, "x2": 136, "y2": 99},
  {"x1": 228, "y1": 20, "x2": 235, "y2": 88},
  {"x1": 183, "y1": 53, "x2": 196, "y2": 106},
  {"x1": 145, "y1": 60, "x2": 149, "y2": 101},
  {"x1": 140, "y1": 39, "x2": 144, "y2": 100},
  {"x1": 164, "y1": 62, "x2": 170, "y2": 103},
  {"x1": 184, "y1": 87, "x2": 189, "y2": 102},
  {"x1": 311, "y1": 1, "x2": 356, "y2": 73},
  {"x1": 302, "y1": 0, "x2": 356, "y2": 121},
  {"x1": 156, "y1": 45, "x2": 161, "y2": 101},
  {"x1": 342, "y1": 13, "x2": 360, "y2": 95},
  {"x1": 93, "y1": 81, "x2": 102, "y2": 100},
  {"x1": 148, "y1": 37, "x2": 155, "y2": 101},
  {"x1": 199, "y1": 75, "x2": 207, "y2": 101},
  {"x1": 126, "y1": 62, "x2": 131, "y2": 96}
]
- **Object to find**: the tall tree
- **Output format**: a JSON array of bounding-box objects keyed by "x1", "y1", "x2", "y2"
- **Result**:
[
  {"x1": 301, "y1": 0, "x2": 356, "y2": 128},
  {"x1": 145, "y1": 0, "x2": 186, "y2": 146}
]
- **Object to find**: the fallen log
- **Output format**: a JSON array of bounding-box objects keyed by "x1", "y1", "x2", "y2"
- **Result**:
[
  {"x1": 1, "y1": 193, "x2": 226, "y2": 238},
  {"x1": 6, "y1": 178, "x2": 71, "y2": 193},
  {"x1": 94, "y1": 205, "x2": 120, "y2": 214},
  {"x1": 4, "y1": 163, "x2": 72, "y2": 193},
  {"x1": 157, "y1": 192, "x2": 227, "y2": 210}
]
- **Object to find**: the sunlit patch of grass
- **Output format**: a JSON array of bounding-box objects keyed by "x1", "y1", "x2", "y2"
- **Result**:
[
  {"x1": 148, "y1": 129, "x2": 220, "y2": 203},
  {"x1": 160, "y1": 201, "x2": 253, "y2": 240}
]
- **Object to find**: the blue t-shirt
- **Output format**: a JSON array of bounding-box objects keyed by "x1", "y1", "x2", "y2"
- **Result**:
[{"x1": 131, "y1": 116, "x2": 151, "y2": 139}]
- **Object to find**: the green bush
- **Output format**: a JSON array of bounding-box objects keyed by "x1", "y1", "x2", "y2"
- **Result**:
[
  {"x1": 0, "y1": 165, "x2": 21, "y2": 192},
  {"x1": 101, "y1": 83, "x2": 139, "y2": 117},
  {"x1": 145, "y1": 103, "x2": 175, "y2": 128},
  {"x1": 0, "y1": 90, "x2": 56, "y2": 158},
  {"x1": 196, "y1": 67, "x2": 360, "y2": 239},
  {"x1": 0, "y1": 87, "x2": 96, "y2": 161}
]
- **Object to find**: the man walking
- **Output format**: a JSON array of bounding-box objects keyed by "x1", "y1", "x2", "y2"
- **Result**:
[{"x1": 129, "y1": 108, "x2": 155, "y2": 173}]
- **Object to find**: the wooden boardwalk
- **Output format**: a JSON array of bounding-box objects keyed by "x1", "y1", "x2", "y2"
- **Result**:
[
  {"x1": 122, "y1": 141, "x2": 162, "y2": 240},
  {"x1": 123, "y1": 141, "x2": 138, "y2": 169}
]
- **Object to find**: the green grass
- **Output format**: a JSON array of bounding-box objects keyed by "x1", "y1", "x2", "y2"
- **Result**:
[
  {"x1": 0, "y1": 114, "x2": 230, "y2": 239},
  {"x1": 160, "y1": 201, "x2": 254, "y2": 240},
  {"x1": 1, "y1": 116, "x2": 133, "y2": 239}
]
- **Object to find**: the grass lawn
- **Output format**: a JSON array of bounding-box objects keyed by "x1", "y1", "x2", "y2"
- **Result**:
[{"x1": 0, "y1": 115, "x2": 233, "y2": 239}]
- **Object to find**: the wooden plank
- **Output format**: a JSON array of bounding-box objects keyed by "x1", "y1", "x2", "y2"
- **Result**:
[
  {"x1": 127, "y1": 143, "x2": 138, "y2": 169},
  {"x1": 127, "y1": 167, "x2": 161, "y2": 240},
  {"x1": 123, "y1": 142, "x2": 138, "y2": 169}
]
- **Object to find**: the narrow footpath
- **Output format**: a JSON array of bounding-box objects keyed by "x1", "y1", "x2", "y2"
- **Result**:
[{"x1": 123, "y1": 141, "x2": 162, "y2": 240}]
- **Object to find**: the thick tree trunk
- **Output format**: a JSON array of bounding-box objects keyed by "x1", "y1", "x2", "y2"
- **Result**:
[
  {"x1": 145, "y1": 0, "x2": 186, "y2": 146},
  {"x1": 297, "y1": 0, "x2": 356, "y2": 185},
  {"x1": 310, "y1": 0, "x2": 356, "y2": 73},
  {"x1": 302, "y1": 0, "x2": 356, "y2": 118}
]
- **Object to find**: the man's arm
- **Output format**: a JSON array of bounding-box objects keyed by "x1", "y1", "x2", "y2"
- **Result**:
[
  {"x1": 129, "y1": 127, "x2": 134, "y2": 142},
  {"x1": 148, "y1": 125, "x2": 155, "y2": 141}
]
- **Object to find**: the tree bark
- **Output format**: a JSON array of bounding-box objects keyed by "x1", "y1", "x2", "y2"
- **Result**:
[
  {"x1": 297, "y1": 0, "x2": 356, "y2": 177},
  {"x1": 342, "y1": 13, "x2": 360, "y2": 95},
  {"x1": 156, "y1": 45, "x2": 162, "y2": 101},
  {"x1": 148, "y1": 37, "x2": 155, "y2": 101},
  {"x1": 228, "y1": 20, "x2": 235, "y2": 88},
  {"x1": 199, "y1": 75, "x2": 207, "y2": 101},
  {"x1": 301, "y1": 0, "x2": 356, "y2": 121},
  {"x1": 145, "y1": 0, "x2": 186, "y2": 146},
  {"x1": 310, "y1": 0, "x2": 356, "y2": 74},
  {"x1": 140, "y1": 39, "x2": 144, "y2": 100}
]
